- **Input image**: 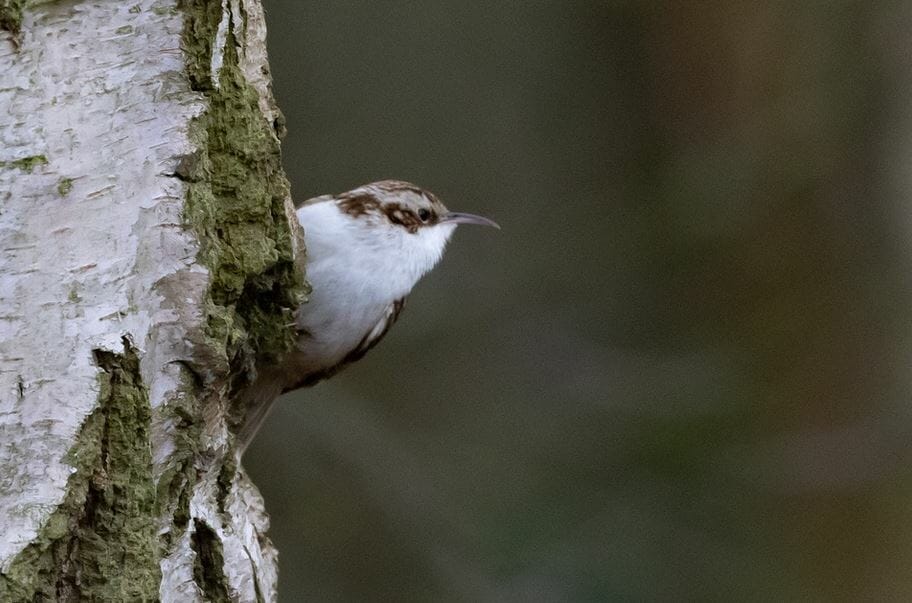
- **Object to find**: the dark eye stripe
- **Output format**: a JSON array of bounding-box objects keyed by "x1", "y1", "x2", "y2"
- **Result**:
[{"x1": 382, "y1": 202, "x2": 422, "y2": 233}]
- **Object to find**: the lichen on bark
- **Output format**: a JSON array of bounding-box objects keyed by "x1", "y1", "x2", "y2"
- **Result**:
[
  {"x1": 0, "y1": 2, "x2": 296, "y2": 599},
  {"x1": 178, "y1": 0, "x2": 306, "y2": 422},
  {"x1": 0, "y1": 339, "x2": 160, "y2": 602},
  {"x1": 155, "y1": 368, "x2": 202, "y2": 552},
  {"x1": 0, "y1": 0, "x2": 26, "y2": 37},
  {"x1": 0, "y1": 155, "x2": 49, "y2": 172}
]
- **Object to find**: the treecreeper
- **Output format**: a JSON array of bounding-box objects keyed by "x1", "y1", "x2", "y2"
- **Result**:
[{"x1": 235, "y1": 180, "x2": 499, "y2": 449}]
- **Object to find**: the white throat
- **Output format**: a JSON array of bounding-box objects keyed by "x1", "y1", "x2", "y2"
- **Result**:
[{"x1": 293, "y1": 201, "x2": 455, "y2": 370}]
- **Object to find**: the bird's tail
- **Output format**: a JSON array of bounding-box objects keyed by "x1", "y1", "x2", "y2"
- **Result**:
[{"x1": 233, "y1": 366, "x2": 287, "y2": 454}]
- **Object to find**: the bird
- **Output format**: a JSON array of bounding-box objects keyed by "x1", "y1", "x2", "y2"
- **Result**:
[{"x1": 235, "y1": 180, "x2": 499, "y2": 449}]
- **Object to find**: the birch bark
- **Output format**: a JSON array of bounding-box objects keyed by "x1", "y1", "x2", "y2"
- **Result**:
[{"x1": 0, "y1": 1, "x2": 304, "y2": 601}]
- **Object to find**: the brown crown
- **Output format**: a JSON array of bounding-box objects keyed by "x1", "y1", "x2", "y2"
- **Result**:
[{"x1": 336, "y1": 181, "x2": 444, "y2": 233}]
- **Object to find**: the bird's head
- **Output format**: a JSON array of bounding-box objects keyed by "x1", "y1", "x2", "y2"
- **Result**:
[{"x1": 335, "y1": 180, "x2": 499, "y2": 278}]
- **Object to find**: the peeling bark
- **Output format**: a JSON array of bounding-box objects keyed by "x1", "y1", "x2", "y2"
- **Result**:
[{"x1": 0, "y1": 1, "x2": 304, "y2": 601}]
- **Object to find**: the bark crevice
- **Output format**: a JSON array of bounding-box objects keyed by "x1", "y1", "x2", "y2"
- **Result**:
[{"x1": 191, "y1": 519, "x2": 231, "y2": 603}]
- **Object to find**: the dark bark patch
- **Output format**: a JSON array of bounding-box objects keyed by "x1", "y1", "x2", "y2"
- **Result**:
[{"x1": 191, "y1": 520, "x2": 231, "y2": 603}]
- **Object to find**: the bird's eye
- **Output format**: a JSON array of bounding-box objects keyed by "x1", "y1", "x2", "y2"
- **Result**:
[{"x1": 417, "y1": 208, "x2": 431, "y2": 222}]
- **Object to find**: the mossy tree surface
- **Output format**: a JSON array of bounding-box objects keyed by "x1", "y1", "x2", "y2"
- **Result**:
[
  {"x1": 181, "y1": 0, "x2": 306, "y2": 423},
  {"x1": 1, "y1": 342, "x2": 159, "y2": 602},
  {"x1": 0, "y1": 1, "x2": 303, "y2": 601}
]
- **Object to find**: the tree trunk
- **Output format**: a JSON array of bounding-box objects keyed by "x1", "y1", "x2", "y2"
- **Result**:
[{"x1": 0, "y1": 1, "x2": 305, "y2": 601}]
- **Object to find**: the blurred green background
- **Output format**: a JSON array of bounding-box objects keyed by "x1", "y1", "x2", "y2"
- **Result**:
[{"x1": 245, "y1": 2, "x2": 912, "y2": 600}]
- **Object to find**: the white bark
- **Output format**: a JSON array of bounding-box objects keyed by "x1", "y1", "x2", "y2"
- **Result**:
[{"x1": 0, "y1": 1, "x2": 298, "y2": 600}]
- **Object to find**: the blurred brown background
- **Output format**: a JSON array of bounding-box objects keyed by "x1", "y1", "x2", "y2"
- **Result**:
[{"x1": 245, "y1": 2, "x2": 912, "y2": 600}]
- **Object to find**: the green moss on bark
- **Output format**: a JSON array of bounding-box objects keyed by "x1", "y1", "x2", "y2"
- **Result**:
[
  {"x1": 0, "y1": 155, "x2": 48, "y2": 172},
  {"x1": 1, "y1": 3, "x2": 300, "y2": 598},
  {"x1": 0, "y1": 0, "x2": 26, "y2": 37},
  {"x1": 179, "y1": 0, "x2": 306, "y2": 413},
  {"x1": 57, "y1": 177, "x2": 73, "y2": 196},
  {"x1": 0, "y1": 339, "x2": 160, "y2": 601},
  {"x1": 155, "y1": 368, "x2": 202, "y2": 551}
]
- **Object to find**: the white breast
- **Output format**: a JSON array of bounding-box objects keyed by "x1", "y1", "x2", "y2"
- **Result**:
[{"x1": 293, "y1": 201, "x2": 453, "y2": 372}]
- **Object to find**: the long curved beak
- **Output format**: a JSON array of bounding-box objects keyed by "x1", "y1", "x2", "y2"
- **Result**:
[{"x1": 440, "y1": 212, "x2": 500, "y2": 229}]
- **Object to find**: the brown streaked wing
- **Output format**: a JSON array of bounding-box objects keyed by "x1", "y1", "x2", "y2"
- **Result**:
[
  {"x1": 343, "y1": 297, "x2": 407, "y2": 365},
  {"x1": 280, "y1": 297, "x2": 407, "y2": 392}
]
